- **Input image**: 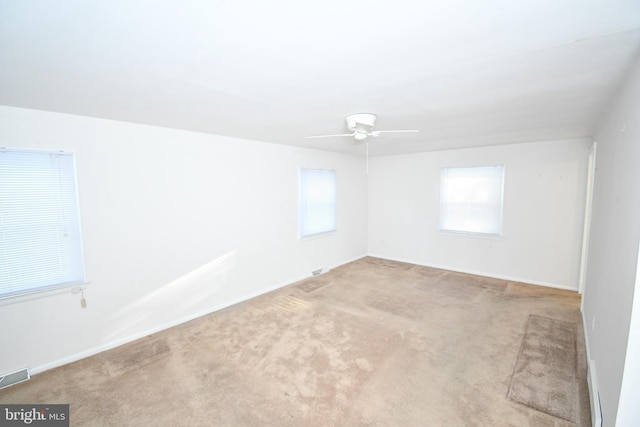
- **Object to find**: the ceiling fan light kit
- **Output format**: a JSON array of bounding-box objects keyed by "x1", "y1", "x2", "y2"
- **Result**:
[{"x1": 354, "y1": 130, "x2": 368, "y2": 141}]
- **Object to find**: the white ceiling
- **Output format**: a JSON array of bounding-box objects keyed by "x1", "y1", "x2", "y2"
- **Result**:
[{"x1": 1, "y1": 1, "x2": 639, "y2": 156}]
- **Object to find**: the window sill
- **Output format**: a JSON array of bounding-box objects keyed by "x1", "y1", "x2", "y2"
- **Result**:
[
  {"x1": 439, "y1": 229, "x2": 503, "y2": 239},
  {"x1": 299, "y1": 230, "x2": 337, "y2": 241},
  {"x1": 0, "y1": 282, "x2": 90, "y2": 306}
]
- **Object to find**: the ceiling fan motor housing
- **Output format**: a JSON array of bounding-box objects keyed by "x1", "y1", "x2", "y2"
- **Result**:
[{"x1": 346, "y1": 113, "x2": 377, "y2": 131}]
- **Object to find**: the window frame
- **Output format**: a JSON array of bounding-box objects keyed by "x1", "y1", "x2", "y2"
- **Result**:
[
  {"x1": 0, "y1": 148, "x2": 87, "y2": 304},
  {"x1": 439, "y1": 164, "x2": 505, "y2": 237},
  {"x1": 298, "y1": 168, "x2": 337, "y2": 239}
]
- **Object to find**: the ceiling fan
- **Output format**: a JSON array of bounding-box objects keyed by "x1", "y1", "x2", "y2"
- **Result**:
[{"x1": 305, "y1": 113, "x2": 419, "y2": 142}]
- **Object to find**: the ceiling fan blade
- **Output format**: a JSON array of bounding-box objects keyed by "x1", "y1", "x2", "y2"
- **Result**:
[
  {"x1": 305, "y1": 133, "x2": 354, "y2": 139},
  {"x1": 370, "y1": 130, "x2": 419, "y2": 137}
]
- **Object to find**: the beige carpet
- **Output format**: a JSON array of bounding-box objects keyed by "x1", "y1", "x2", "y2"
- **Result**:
[{"x1": 0, "y1": 257, "x2": 591, "y2": 426}]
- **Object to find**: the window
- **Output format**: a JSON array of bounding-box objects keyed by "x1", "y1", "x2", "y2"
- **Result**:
[
  {"x1": 439, "y1": 165, "x2": 505, "y2": 236},
  {"x1": 0, "y1": 149, "x2": 85, "y2": 300},
  {"x1": 299, "y1": 168, "x2": 336, "y2": 238}
]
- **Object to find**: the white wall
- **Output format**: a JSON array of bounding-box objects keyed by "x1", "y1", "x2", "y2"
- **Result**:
[
  {"x1": 582, "y1": 56, "x2": 640, "y2": 427},
  {"x1": 0, "y1": 106, "x2": 368, "y2": 375},
  {"x1": 616, "y1": 241, "x2": 640, "y2": 426},
  {"x1": 368, "y1": 139, "x2": 590, "y2": 290}
]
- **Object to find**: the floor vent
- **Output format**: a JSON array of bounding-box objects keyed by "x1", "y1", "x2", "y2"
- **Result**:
[{"x1": 0, "y1": 368, "x2": 30, "y2": 390}]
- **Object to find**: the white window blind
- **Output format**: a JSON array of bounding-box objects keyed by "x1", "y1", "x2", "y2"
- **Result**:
[
  {"x1": 299, "y1": 168, "x2": 336, "y2": 238},
  {"x1": 440, "y1": 165, "x2": 505, "y2": 236},
  {"x1": 0, "y1": 149, "x2": 85, "y2": 299}
]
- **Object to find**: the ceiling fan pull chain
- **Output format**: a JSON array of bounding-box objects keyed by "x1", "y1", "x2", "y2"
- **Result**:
[{"x1": 366, "y1": 141, "x2": 369, "y2": 174}]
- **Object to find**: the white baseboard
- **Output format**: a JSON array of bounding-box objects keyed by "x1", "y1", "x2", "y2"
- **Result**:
[
  {"x1": 366, "y1": 253, "x2": 578, "y2": 292},
  {"x1": 312, "y1": 253, "x2": 367, "y2": 277},
  {"x1": 31, "y1": 253, "x2": 367, "y2": 375},
  {"x1": 587, "y1": 362, "x2": 603, "y2": 427},
  {"x1": 582, "y1": 314, "x2": 602, "y2": 427}
]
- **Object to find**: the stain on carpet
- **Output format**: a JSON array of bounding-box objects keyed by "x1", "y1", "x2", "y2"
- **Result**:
[
  {"x1": 505, "y1": 282, "x2": 581, "y2": 300},
  {"x1": 102, "y1": 337, "x2": 171, "y2": 375},
  {"x1": 363, "y1": 257, "x2": 414, "y2": 270},
  {"x1": 507, "y1": 315, "x2": 577, "y2": 422},
  {"x1": 414, "y1": 266, "x2": 448, "y2": 279},
  {"x1": 364, "y1": 288, "x2": 429, "y2": 320},
  {"x1": 268, "y1": 295, "x2": 313, "y2": 313},
  {"x1": 297, "y1": 277, "x2": 331, "y2": 293}
]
